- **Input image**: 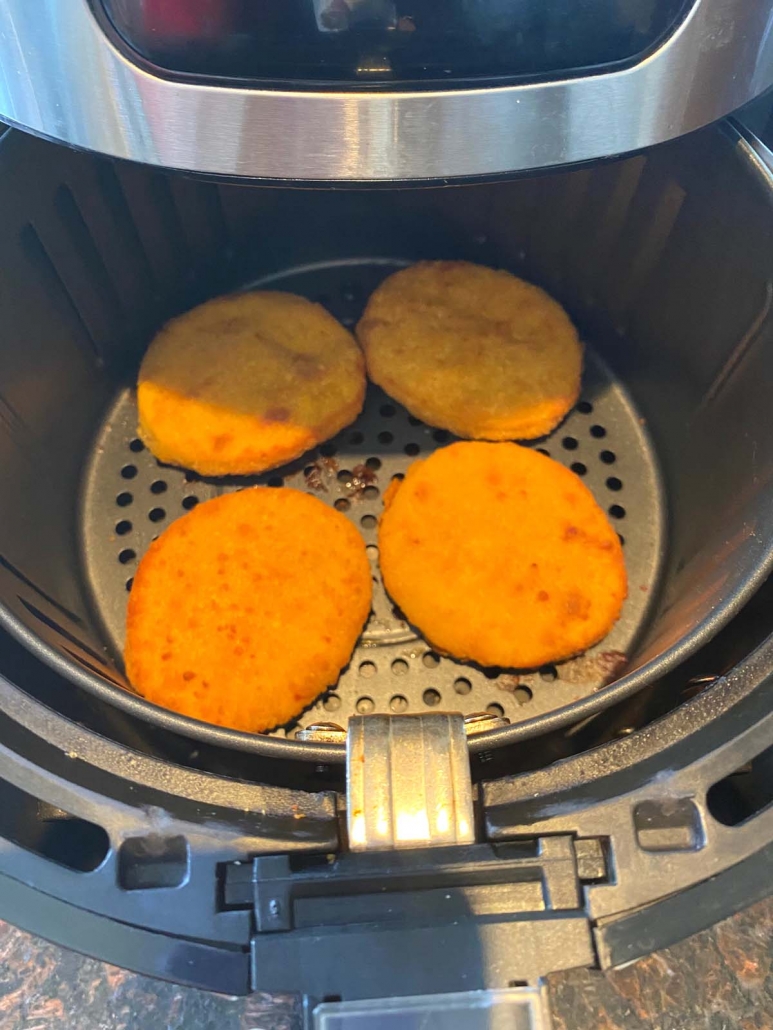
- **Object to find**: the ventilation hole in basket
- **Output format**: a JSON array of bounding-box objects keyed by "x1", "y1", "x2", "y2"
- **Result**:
[
  {"x1": 513, "y1": 686, "x2": 533, "y2": 705},
  {"x1": 182, "y1": 496, "x2": 199, "y2": 511},
  {"x1": 540, "y1": 665, "x2": 558, "y2": 682},
  {"x1": 537, "y1": 448, "x2": 550, "y2": 457},
  {"x1": 366, "y1": 456, "x2": 382, "y2": 470},
  {"x1": 337, "y1": 469, "x2": 352, "y2": 483},
  {"x1": 423, "y1": 651, "x2": 440, "y2": 668},
  {"x1": 267, "y1": 475, "x2": 283, "y2": 488},
  {"x1": 115, "y1": 520, "x2": 132, "y2": 536},
  {"x1": 487, "y1": 703, "x2": 505, "y2": 718},
  {"x1": 121, "y1": 464, "x2": 138, "y2": 480},
  {"x1": 150, "y1": 480, "x2": 167, "y2": 495},
  {"x1": 356, "y1": 696, "x2": 375, "y2": 714},
  {"x1": 590, "y1": 425, "x2": 607, "y2": 439},
  {"x1": 390, "y1": 694, "x2": 409, "y2": 713},
  {"x1": 408, "y1": 416, "x2": 423, "y2": 427},
  {"x1": 453, "y1": 677, "x2": 472, "y2": 695},
  {"x1": 118, "y1": 549, "x2": 136, "y2": 565},
  {"x1": 323, "y1": 694, "x2": 342, "y2": 712},
  {"x1": 433, "y1": 429, "x2": 451, "y2": 444},
  {"x1": 618, "y1": 533, "x2": 626, "y2": 546},
  {"x1": 609, "y1": 504, "x2": 626, "y2": 520},
  {"x1": 125, "y1": 578, "x2": 134, "y2": 592},
  {"x1": 380, "y1": 404, "x2": 396, "y2": 418},
  {"x1": 571, "y1": 462, "x2": 587, "y2": 476},
  {"x1": 148, "y1": 507, "x2": 165, "y2": 523},
  {"x1": 361, "y1": 514, "x2": 377, "y2": 529},
  {"x1": 391, "y1": 472, "x2": 405, "y2": 482},
  {"x1": 423, "y1": 688, "x2": 441, "y2": 707},
  {"x1": 561, "y1": 436, "x2": 578, "y2": 451},
  {"x1": 391, "y1": 658, "x2": 408, "y2": 675},
  {"x1": 606, "y1": 477, "x2": 623, "y2": 492},
  {"x1": 185, "y1": 471, "x2": 200, "y2": 483},
  {"x1": 577, "y1": 401, "x2": 593, "y2": 414},
  {"x1": 378, "y1": 431, "x2": 394, "y2": 445},
  {"x1": 366, "y1": 544, "x2": 379, "y2": 560},
  {"x1": 349, "y1": 430, "x2": 364, "y2": 445},
  {"x1": 363, "y1": 485, "x2": 380, "y2": 500},
  {"x1": 359, "y1": 660, "x2": 377, "y2": 678},
  {"x1": 116, "y1": 492, "x2": 133, "y2": 507},
  {"x1": 319, "y1": 442, "x2": 337, "y2": 458},
  {"x1": 484, "y1": 667, "x2": 502, "y2": 680},
  {"x1": 129, "y1": 438, "x2": 145, "y2": 453},
  {"x1": 334, "y1": 498, "x2": 350, "y2": 512},
  {"x1": 404, "y1": 443, "x2": 420, "y2": 456}
]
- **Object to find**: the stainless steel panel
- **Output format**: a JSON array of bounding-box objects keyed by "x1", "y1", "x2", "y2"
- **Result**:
[
  {"x1": 0, "y1": 0, "x2": 771, "y2": 180},
  {"x1": 347, "y1": 714, "x2": 475, "y2": 850}
]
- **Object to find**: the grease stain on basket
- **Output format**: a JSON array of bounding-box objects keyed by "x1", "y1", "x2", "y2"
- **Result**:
[
  {"x1": 558, "y1": 649, "x2": 629, "y2": 687},
  {"x1": 303, "y1": 455, "x2": 338, "y2": 491},
  {"x1": 339, "y1": 462, "x2": 378, "y2": 501}
]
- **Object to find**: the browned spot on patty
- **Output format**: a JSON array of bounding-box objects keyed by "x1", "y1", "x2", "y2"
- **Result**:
[
  {"x1": 265, "y1": 406, "x2": 291, "y2": 423},
  {"x1": 212, "y1": 432, "x2": 234, "y2": 452}
]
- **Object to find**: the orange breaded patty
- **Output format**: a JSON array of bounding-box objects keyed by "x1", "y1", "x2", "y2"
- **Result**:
[
  {"x1": 357, "y1": 261, "x2": 582, "y2": 440},
  {"x1": 138, "y1": 291, "x2": 366, "y2": 476},
  {"x1": 378, "y1": 442, "x2": 627, "y2": 668},
  {"x1": 125, "y1": 488, "x2": 371, "y2": 732}
]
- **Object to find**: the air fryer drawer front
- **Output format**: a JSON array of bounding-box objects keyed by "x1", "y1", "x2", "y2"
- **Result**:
[{"x1": 0, "y1": 0, "x2": 771, "y2": 180}]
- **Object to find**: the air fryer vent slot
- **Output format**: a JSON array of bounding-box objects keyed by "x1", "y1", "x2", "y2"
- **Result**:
[{"x1": 0, "y1": 785, "x2": 109, "y2": 873}]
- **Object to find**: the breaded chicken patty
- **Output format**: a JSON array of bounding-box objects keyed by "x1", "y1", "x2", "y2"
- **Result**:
[
  {"x1": 378, "y1": 442, "x2": 626, "y2": 668},
  {"x1": 358, "y1": 261, "x2": 581, "y2": 440},
  {"x1": 138, "y1": 291, "x2": 365, "y2": 476},
  {"x1": 125, "y1": 487, "x2": 372, "y2": 732}
]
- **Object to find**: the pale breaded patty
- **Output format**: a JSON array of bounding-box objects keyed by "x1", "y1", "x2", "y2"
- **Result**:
[
  {"x1": 138, "y1": 291, "x2": 366, "y2": 476},
  {"x1": 378, "y1": 442, "x2": 627, "y2": 669},
  {"x1": 357, "y1": 261, "x2": 582, "y2": 440},
  {"x1": 125, "y1": 488, "x2": 372, "y2": 733}
]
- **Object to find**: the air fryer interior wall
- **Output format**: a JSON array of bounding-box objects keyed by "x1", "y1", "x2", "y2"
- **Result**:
[{"x1": 0, "y1": 122, "x2": 772, "y2": 759}]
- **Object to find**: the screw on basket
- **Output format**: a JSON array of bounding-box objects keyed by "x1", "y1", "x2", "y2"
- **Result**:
[
  {"x1": 464, "y1": 712, "x2": 511, "y2": 735},
  {"x1": 295, "y1": 722, "x2": 347, "y2": 744}
]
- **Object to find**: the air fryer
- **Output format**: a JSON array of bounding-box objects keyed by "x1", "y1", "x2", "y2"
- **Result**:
[{"x1": 1, "y1": 1, "x2": 773, "y2": 1028}]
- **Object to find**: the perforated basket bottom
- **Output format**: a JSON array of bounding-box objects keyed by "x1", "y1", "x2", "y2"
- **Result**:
[{"x1": 79, "y1": 259, "x2": 666, "y2": 738}]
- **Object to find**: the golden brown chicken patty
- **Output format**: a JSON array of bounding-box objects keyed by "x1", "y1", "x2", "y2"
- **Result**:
[
  {"x1": 125, "y1": 488, "x2": 372, "y2": 732},
  {"x1": 378, "y1": 442, "x2": 626, "y2": 668},
  {"x1": 357, "y1": 261, "x2": 582, "y2": 440},
  {"x1": 138, "y1": 291, "x2": 366, "y2": 476}
]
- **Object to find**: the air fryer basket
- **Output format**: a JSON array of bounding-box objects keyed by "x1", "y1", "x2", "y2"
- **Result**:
[{"x1": 1, "y1": 122, "x2": 773, "y2": 760}]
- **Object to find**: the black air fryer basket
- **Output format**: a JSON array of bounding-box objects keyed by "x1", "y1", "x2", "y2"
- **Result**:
[
  {"x1": 3, "y1": 119, "x2": 773, "y2": 758},
  {"x1": 0, "y1": 115, "x2": 772, "y2": 1016}
]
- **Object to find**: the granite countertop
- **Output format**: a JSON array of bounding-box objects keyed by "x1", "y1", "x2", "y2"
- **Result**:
[{"x1": 0, "y1": 896, "x2": 771, "y2": 1029}]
